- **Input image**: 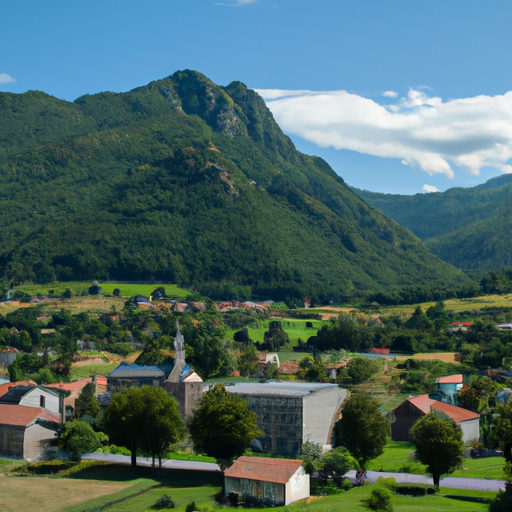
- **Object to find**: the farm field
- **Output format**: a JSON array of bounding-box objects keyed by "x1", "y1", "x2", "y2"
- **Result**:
[
  {"x1": 0, "y1": 474, "x2": 131, "y2": 512},
  {"x1": 13, "y1": 281, "x2": 191, "y2": 299}
]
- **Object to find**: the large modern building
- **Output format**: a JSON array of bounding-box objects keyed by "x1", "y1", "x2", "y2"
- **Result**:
[{"x1": 224, "y1": 382, "x2": 347, "y2": 456}]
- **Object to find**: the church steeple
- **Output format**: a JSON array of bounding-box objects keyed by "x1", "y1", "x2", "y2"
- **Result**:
[{"x1": 174, "y1": 320, "x2": 185, "y2": 363}]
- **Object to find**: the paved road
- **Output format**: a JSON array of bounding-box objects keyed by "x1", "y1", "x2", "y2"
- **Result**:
[
  {"x1": 82, "y1": 452, "x2": 221, "y2": 472},
  {"x1": 345, "y1": 469, "x2": 507, "y2": 492}
]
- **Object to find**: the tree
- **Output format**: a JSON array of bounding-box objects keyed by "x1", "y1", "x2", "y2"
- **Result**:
[
  {"x1": 59, "y1": 421, "x2": 101, "y2": 460},
  {"x1": 410, "y1": 413, "x2": 464, "y2": 487},
  {"x1": 320, "y1": 446, "x2": 359, "y2": 476},
  {"x1": 74, "y1": 382, "x2": 100, "y2": 420},
  {"x1": 336, "y1": 394, "x2": 390, "y2": 471},
  {"x1": 102, "y1": 386, "x2": 185, "y2": 469},
  {"x1": 189, "y1": 384, "x2": 261, "y2": 467},
  {"x1": 489, "y1": 403, "x2": 512, "y2": 472},
  {"x1": 346, "y1": 357, "x2": 378, "y2": 384}
]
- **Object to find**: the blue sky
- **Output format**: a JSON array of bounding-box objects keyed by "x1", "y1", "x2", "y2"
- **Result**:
[{"x1": 2, "y1": 0, "x2": 512, "y2": 194}]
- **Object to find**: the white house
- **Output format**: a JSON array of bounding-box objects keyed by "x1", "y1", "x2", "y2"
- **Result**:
[{"x1": 224, "y1": 456, "x2": 309, "y2": 506}]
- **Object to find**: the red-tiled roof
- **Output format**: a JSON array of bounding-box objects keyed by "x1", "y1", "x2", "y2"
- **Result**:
[
  {"x1": 46, "y1": 378, "x2": 92, "y2": 391},
  {"x1": 225, "y1": 456, "x2": 303, "y2": 484},
  {"x1": 0, "y1": 380, "x2": 36, "y2": 398},
  {"x1": 0, "y1": 404, "x2": 61, "y2": 427},
  {"x1": 407, "y1": 394, "x2": 479, "y2": 424},
  {"x1": 96, "y1": 376, "x2": 107, "y2": 386},
  {"x1": 436, "y1": 374, "x2": 464, "y2": 384}
]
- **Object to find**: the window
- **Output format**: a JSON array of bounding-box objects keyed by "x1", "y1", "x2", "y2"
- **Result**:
[{"x1": 40, "y1": 395, "x2": 45, "y2": 408}]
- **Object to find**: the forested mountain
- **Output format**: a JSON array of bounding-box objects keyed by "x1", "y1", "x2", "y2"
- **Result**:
[
  {"x1": 354, "y1": 177, "x2": 512, "y2": 277},
  {"x1": 0, "y1": 70, "x2": 467, "y2": 301}
]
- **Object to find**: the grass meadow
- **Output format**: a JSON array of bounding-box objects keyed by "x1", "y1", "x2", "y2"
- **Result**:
[
  {"x1": 0, "y1": 459, "x2": 497, "y2": 512},
  {"x1": 367, "y1": 441, "x2": 507, "y2": 480},
  {"x1": 14, "y1": 281, "x2": 190, "y2": 299}
]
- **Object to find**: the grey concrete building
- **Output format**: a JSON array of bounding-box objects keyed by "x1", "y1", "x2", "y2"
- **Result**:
[{"x1": 224, "y1": 382, "x2": 347, "y2": 456}]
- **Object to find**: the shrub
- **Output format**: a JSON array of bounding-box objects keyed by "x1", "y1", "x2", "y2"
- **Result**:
[
  {"x1": 490, "y1": 482, "x2": 512, "y2": 512},
  {"x1": 185, "y1": 502, "x2": 197, "y2": 512},
  {"x1": 151, "y1": 494, "x2": 175, "y2": 509},
  {"x1": 361, "y1": 487, "x2": 393, "y2": 512}
]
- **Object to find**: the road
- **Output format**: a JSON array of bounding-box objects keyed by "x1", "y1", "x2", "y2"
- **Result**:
[
  {"x1": 345, "y1": 469, "x2": 507, "y2": 492},
  {"x1": 82, "y1": 452, "x2": 221, "y2": 472}
]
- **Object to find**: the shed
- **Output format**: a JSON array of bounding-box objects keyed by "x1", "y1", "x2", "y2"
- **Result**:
[{"x1": 224, "y1": 456, "x2": 309, "y2": 506}]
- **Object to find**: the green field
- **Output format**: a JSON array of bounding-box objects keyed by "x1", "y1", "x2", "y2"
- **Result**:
[
  {"x1": 227, "y1": 318, "x2": 326, "y2": 346},
  {"x1": 367, "y1": 441, "x2": 507, "y2": 480},
  {"x1": 14, "y1": 281, "x2": 191, "y2": 299},
  {"x1": 1, "y1": 460, "x2": 499, "y2": 512}
]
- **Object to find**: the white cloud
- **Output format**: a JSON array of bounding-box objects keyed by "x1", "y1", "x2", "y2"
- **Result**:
[
  {"x1": 0, "y1": 73, "x2": 15, "y2": 84},
  {"x1": 256, "y1": 87, "x2": 512, "y2": 178},
  {"x1": 383, "y1": 90, "x2": 398, "y2": 98},
  {"x1": 423, "y1": 184, "x2": 440, "y2": 193}
]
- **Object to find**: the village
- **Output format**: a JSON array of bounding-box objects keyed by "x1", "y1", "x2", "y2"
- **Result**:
[{"x1": 0, "y1": 285, "x2": 511, "y2": 511}]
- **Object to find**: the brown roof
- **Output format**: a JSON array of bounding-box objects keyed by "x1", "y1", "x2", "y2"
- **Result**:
[
  {"x1": 224, "y1": 456, "x2": 303, "y2": 484},
  {"x1": 436, "y1": 374, "x2": 464, "y2": 384},
  {"x1": 46, "y1": 378, "x2": 92, "y2": 392},
  {"x1": 407, "y1": 394, "x2": 479, "y2": 425},
  {"x1": 0, "y1": 380, "x2": 37, "y2": 398},
  {"x1": 0, "y1": 404, "x2": 61, "y2": 427}
]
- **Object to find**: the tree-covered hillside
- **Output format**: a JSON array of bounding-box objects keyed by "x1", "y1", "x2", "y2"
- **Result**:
[
  {"x1": 354, "y1": 177, "x2": 512, "y2": 276},
  {"x1": 0, "y1": 70, "x2": 467, "y2": 301}
]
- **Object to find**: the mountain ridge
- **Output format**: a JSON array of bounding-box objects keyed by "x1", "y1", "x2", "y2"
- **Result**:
[{"x1": 0, "y1": 70, "x2": 468, "y2": 301}]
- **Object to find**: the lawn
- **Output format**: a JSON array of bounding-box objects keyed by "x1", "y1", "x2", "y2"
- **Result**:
[
  {"x1": 367, "y1": 441, "x2": 507, "y2": 480},
  {"x1": 282, "y1": 485, "x2": 490, "y2": 511},
  {"x1": 70, "y1": 361, "x2": 118, "y2": 380},
  {"x1": 226, "y1": 318, "x2": 326, "y2": 345}
]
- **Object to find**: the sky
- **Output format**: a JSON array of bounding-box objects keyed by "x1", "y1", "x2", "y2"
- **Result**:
[{"x1": 2, "y1": 0, "x2": 512, "y2": 194}]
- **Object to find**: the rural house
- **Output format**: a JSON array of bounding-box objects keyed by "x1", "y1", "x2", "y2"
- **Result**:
[
  {"x1": 224, "y1": 456, "x2": 310, "y2": 506},
  {"x1": 0, "y1": 384, "x2": 62, "y2": 420},
  {"x1": 0, "y1": 404, "x2": 60, "y2": 461},
  {"x1": 225, "y1": 382, "x2": 347, "y2": 456},
  {"x1": 388, "y1": 394, "x2": 480, "y2": 443},
  {"x1": 107, "y1": 362, "x2": 166, "y2": 393}
]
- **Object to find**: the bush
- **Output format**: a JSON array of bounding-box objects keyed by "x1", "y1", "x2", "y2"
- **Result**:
[
  {"x1": 151, "y1": 494, "x2": 175, "y2": 509},
  {"x1": 361, "y1": 487, "x2": 393, "y2": 512},
  {"x1": 393, "y1": 484, "x2": 437, "y2": 496},
  {"x1": 490, "y1": 482, "x2": 512, "y2": 512},
  {"x1": 185, "y1": 502, "x2": 197, "y2": 512}
]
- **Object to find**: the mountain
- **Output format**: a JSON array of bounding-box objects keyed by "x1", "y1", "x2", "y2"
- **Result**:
[
  {"x1": 353, "y1": 177, "x2": 512, "y2": 276},
  {"x1": 0, "y1": 70, "x2": 468, "y2": 301}
]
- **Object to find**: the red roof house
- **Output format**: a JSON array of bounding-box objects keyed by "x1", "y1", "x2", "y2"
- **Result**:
[
  {"x1": 0, "y1": 404, "x2": 60, "y2": 461},
  {"x1": 224, "y1": 456, "x2": 309, "y2": 506},
  {"x1": 388, "y1": 394, "x2": 480, "y2": 443}
]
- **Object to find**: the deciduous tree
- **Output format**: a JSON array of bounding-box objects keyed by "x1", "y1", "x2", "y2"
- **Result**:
[
  {"x1": 189, "y1": 384, "x2": 261, "y2": 467},
  {"x1": 102, "y1": 386, "x2": 185, "y2": 469},
  {"x1": 336, "y1": 393, "x2": 390, "y2": 470},
  {"x1": 410, "y1": 413, "x2": 464, "y2": 487}
]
